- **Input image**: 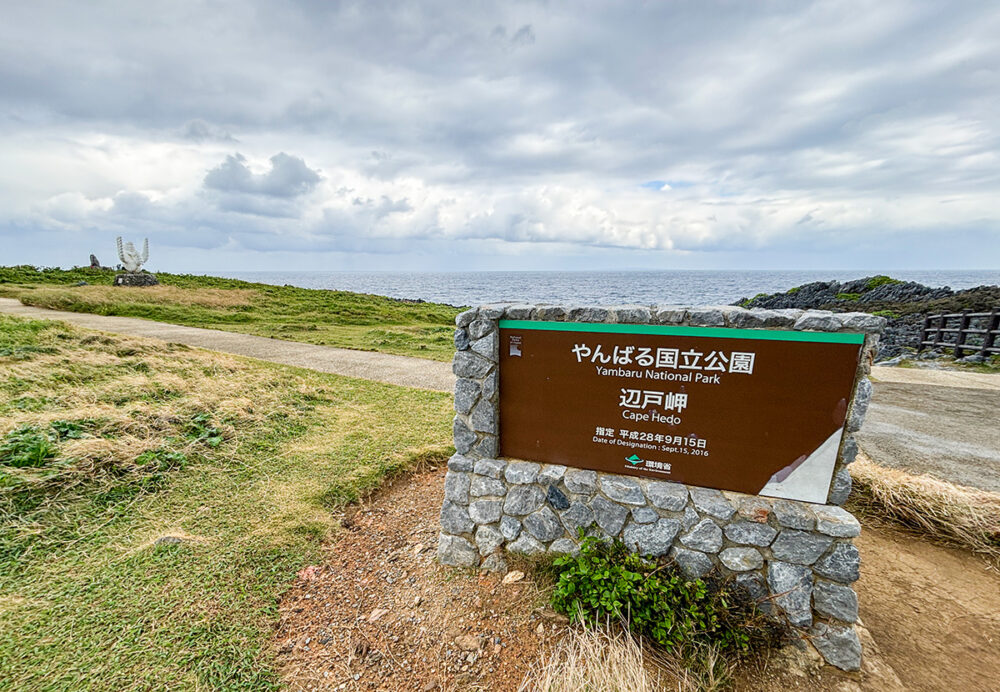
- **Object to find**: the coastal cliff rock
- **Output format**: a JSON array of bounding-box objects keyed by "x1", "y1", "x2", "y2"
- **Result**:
[{"x1": 736, "y1": 276, "x2": 1000, "y2": 360}]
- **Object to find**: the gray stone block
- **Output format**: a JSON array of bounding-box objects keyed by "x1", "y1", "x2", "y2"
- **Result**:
[
  {"x1": 631, "y1": 506, "x2": 658, "y2": 524},
  {"x1": 500, "y1": 515, "x2": 522, "y2": 540},
  {"x1": 472, "y1": 435, "x2": 497, "y2": 459},
  {"x1": 794, "y1": 310, "x2": 843, "y2": 331},
  {"x1": 538, "y1": 464, "x2": 567, "y2": 484},
  {"x1": 622, "y1": 518, "x2": 681, "y2": 557},
  {"x1": 813, "y1": 506, "x2": 861, "y2": 538},
  {"x1": 503, "y1": 485, "x2": 545, "y2": 516},
  {"x1": 470, "y1": 399, "x2": 497, "y2": 434},
  {"x1": 440, "y1": 501, "x2": 474, "y2": 534},
  {"x1": 813, "y1": 542, "x2": 860, "y2": 583},
  {"x1": 689, "y1": 487, "x2": 735, "y2": 520},
  {"x1": 828, "y1": 467, "x2": 852, "y2": 506},
  {"x1": 537, "y1": 305, "x2": 568, "y2": 321},
  {"x1": 438, "y1": 533, "x2": 480, "y2": 567},
  {"x1": 470, "y1": 330, "x2": 499, "y2": 360},
  {"x1": 613, "y1": 305, "x2": 652, "y2": 323},
  {"x1": 847, "y1": 378, "x2": 872, "y2": 432},
  {"x1": 680, "y1": 518, "x2": 723, "y2": 553},
  {"x1": 480, "y1": 553, "x2": 509, "y2": 574},
  {"x1": 524, "y1": 507, "x2": 564, "y2": 542},
  {"x1": 444, "y1": 471, "x2": 471, "y2": 504},
  {"x1": 504, "y1": 304, "x2": 536, "y2": 320},
  {"x1": 546, "y1": 485, "x2": 570, "y2": 510},
  {"x1": 560, "y1": 502, "x2": 595, "y2": 535},
  {"x1": 771, "y1": 530, "x2": 834, "y2": 565},
  {"x1": 481, "y1": 371, "x2": 499, "y2": 402},
  {"x1": 737, "y1": 497, "x2": 773, "y2": 522},
  {"x1": 591, "y1": 495, "x2": 629, "y2": 536},
  {"x1": 724, "y1": 521, "x2": 777, "y2": 547},
  {"x1": 568, "y1": 306, "x2": 611, "y2": 322},
  {"x1": 771, "y1": 499, "x2": 816, "y2": 530},
  {"x1": 767, "y1": 561, "x2": 813, "y2": 628},
  {"x1": 456, "y1": 309, "x2": 477, "y2": 328},
  {"x1": 686, "y1": 307, "x2": 726, "y2": 327},
  {"x1": 810, "y1": 622, "x2": 862, "y2": 671},
  {"x1": 599, "y1": 475, "x2": 645, "y2": 505},
  {"x1": 565, "y1": 469, "x2": 598, "y2": 495},
  {"x1": 468, "y1": 500, "x2": 502, "y2": 525},
  {"x1": 735, "y1": 572, "x2": 768, "y2": 601},
  {"x1": 453, "y1": 417, "x2": 477, "y2": 454},
  {"x1": 505, "y1": 461, "x2": 541, "y2": 484},
  {"x1": 447, "y1": 453, "x2": 474, "y2": 472},
  {"x1": 452, "y1": 351, "x2": 493, "y2": 378},
  {"x1": 839, "y1": 436, "x2": 859, "y2": 465},
  {"x1": 682, "y1": 505, "x2": 700, "y2": 529},
  {"x1": 719, "y1": 547, "x2": 763, "y2": 571},
  {"x1": 474, "y1": 458, "x2": 506, "y2": 479},
  {"x1": 475, "y1": 524, "x2": 504, "y2": 555},
  {"x1": 549, "y1": 538, "x2": 580, "y2": 555},
  {"x1": 454, "y1": 328, "x2": 470, "y2": 351},
  {"x1": 646, "y1": 481, "x2": 688, "y2": 510},
  {"x1": 653, "y1": 306, "x2": 687, "y2": 324},
  {"x1": 454, "y1": 379, "x2": 481, "y2": 416},
  {"x1": 470, "y1": 475, "x2": 506, "y2": 497},
  {"x1": 468, "y1": 318, "x2": 495, "y2": 340},
  {"x1": 813, "y1": 580, "x2": 859, "y2": 623},
  {"x1": 841, "y1": 312, "x2": 887, "y2": 334},
  {"x1": 477, "y1": 304, "x2": 506, "y2": 320},
  {"x1": 508, "y1": 532, "x2": 546, "y2": 555},
  {"x1": 671, "y1": 547, "x2": 714, "y2": 579}
]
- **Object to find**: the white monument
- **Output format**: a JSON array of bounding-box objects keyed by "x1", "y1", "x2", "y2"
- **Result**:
[{"x1": 113, "y1": 237, "x2": 158, "y2": 286}]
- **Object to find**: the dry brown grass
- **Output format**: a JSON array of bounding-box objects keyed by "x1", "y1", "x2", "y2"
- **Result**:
[
  {"x1": 518, "y1": 623, "x2": 732, "y2": 692},
  {"x1": 24, "y1": 284, "x2": 256, "y2": 309},
  {"x1": 850, "y1": 452, "x2": 1000, "y2": 565}
]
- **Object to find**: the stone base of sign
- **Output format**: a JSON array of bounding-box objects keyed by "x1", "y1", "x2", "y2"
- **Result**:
[
  {"x1": 440, "y1": 303, "x2": 882, "y2": 671},
  {"x1": 114, "y1": 272, "x2": 159, "y2": 287}
]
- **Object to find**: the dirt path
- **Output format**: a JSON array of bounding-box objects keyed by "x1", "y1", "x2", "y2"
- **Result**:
[
  {"x1": 0, "y1": 297, "x2": 454, "y2": 392},
  {"x1": 861, "y1": 366, "x2": 1000, "y2": 492},
  {"x1": 277, "y1": 469, "x2": 1000, "y2": 691}
]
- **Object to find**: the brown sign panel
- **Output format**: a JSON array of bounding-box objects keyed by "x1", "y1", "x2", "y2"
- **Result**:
[{"x1": 498, "y1": 321, "x2": 864, "y2": 504}]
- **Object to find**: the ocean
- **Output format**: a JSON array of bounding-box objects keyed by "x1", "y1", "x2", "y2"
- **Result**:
[{"x1": 216, "y1": 270, "x2": 1000, "y2": 307}]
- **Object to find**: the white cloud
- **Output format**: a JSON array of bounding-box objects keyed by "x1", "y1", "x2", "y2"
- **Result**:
[{"x1": 0, "y1": 0, "x2": 998, "y2": 270}]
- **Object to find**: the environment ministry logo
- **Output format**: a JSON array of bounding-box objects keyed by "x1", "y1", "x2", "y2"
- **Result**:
[{"x1": 625, "y1": 453, "x2": 644, "y2": 466}]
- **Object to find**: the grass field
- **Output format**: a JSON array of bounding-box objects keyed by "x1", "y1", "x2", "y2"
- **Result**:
[
  {"x1": 0, "y1": 266, "x2": 461, "y2": 361},
  {"x1": 0, "y1": 314, "x2": 453, "y2": 690}
]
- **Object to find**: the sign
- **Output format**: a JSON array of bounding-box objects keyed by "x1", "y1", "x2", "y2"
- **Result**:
[{"x1": 498, "y1": 321, "x2": 865, "y2": 504}]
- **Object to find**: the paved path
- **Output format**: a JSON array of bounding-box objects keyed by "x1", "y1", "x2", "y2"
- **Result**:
[
  {"x1": 0, "y1": 298, "x2": 455, "y2": 393},
  {"x1": 860, "y1": 365, "x2": 1000, "y2": 492}
]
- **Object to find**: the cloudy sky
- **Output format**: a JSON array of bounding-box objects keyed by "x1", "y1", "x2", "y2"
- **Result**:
[{"x1": 2, "y1": 1, "x2": 998, "y2": 272}]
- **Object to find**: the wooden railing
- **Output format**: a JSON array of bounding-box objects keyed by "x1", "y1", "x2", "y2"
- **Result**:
[{"x1": 918, "y1": 310, "x2": 1000, "y2": 358}]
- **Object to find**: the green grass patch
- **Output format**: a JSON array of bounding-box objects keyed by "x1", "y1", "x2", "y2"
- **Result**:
[
  {"x1": 0, "y1": 265, "x2": 462, "y2": 361},
  {"x1": 865, "y1": 275, "x2": 903, "y2": 290},
  {"x1": 836, "y1": 292, "x2": 861, "y2": 301},
  {"x1": 0, "y1": 315, "x2": 453, "y2": 689}
]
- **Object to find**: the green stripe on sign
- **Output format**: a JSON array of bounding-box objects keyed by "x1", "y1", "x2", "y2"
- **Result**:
[{"x1": 497, "y1": 320, "x2": 866, "y2": 344}]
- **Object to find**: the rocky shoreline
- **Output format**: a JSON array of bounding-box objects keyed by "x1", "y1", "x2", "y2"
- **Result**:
[{"x1": 735, "y1": 276, "x2": 1000, "y2": 362}]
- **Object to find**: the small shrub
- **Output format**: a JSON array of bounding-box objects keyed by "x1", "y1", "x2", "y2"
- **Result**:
[
  {"x1": 550, "y1": 536, "x2": 784, "y2": 656},
  {"x1": 871, "y1": 309, "x2": 899, "y2": 318},
  {"x1": 865, "y1": 275, "x2": 902, "y2": 290},
  {"x1": 0, "y1": 425, "x2": 58, "y2": 468},
  {"x1": 786, "y1": 286, "x2": 801, "y2": 294}
]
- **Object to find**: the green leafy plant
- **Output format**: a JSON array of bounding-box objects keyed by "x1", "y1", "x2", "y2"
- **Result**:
[
  {"x1": 49, "y1": 419, "x2": 90, "y2": 440},
  {"x1": 865, "y1": 275, "x2": 902, "y2": 290},
  {"x1": 550, "y1": 536, "x2": 784, "y2": 656},
  {"x1": 135, "y1": 448, "x2": 188, "y2": 472},
  {"x1": 185, "y1": 413, "x2": 225, "y2": 448},
  {"x1": 0, "y1": 425, "x2": 58, "y2": 468}
]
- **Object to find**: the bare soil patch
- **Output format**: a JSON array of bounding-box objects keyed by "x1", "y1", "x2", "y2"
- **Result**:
[
  {"x1": 277, "y1": 469, "x2": 1000, "y2": 691},
  {"x1": 274, "y1": 470, "x2": 564, "y2": 691}
]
